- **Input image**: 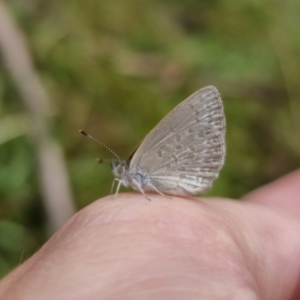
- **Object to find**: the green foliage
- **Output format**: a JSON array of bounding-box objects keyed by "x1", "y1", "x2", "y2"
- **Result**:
[{"x1": 0, "y1": 0, "x2": 299, "y2": 276}]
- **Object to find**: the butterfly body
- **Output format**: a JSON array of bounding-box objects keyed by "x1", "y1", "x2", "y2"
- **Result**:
[
  {"x1": 111, "y1": 161, "x2": 156, "y2": 198},
  {"x1": 109, "y1": 86, "x2": 226, "y2": 198}
]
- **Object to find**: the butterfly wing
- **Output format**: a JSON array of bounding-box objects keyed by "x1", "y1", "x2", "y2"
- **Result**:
[{"x1": 129, "y1": 86, "x2": 225, "y2": 195}]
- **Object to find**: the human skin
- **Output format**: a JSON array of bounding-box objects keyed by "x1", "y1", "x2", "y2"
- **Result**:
[{"x1": 0, "y1": 170, "x2": 299, "y2": 300}]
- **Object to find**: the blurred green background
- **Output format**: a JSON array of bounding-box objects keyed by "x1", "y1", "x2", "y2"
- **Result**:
[{"x1": 0, "y1": 0, "x2": 299, "y2": 277}]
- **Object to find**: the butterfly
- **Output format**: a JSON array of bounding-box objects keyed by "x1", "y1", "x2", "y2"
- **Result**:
[{"x1": 80, "y1": 86, "x2": 225, "y2": 199}]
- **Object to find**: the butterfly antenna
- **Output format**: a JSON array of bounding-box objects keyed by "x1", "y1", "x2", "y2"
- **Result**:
[{"x1": 79, "y1": 130, "x2": 121, "y2": 161}]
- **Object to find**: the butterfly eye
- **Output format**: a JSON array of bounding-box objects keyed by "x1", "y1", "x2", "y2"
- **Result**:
[{"x1": 117, "y1": 165, "x2": 124, "y2": 175}]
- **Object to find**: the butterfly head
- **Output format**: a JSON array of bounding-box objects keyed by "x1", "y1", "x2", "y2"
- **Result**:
[{"x1": 111, "y1": 160, "x2": 128, "y2": 179}]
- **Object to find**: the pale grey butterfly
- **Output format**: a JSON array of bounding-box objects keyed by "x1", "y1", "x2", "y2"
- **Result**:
[{"x1": 80, "y1": 86, "x2": 225, "y2": 199}]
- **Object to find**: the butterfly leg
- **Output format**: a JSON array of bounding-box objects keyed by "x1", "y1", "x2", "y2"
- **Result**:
[
  {"x1": 113, "y1": 179, "x2": 123, "y2": 199},
  {"x1": 110, "y1": 178, "x2": 118, "y2": 194},
  {"x1": 132, "y1": 178, "x2": 152, "y2": 201},
  {"x1": 147, "y1": 182, "x2": 172, "y2": 199}
]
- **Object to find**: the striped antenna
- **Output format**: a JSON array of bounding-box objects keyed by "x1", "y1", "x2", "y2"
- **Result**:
[{"x1": 79, "y1": 130, "x2": 121, "y2": 161}]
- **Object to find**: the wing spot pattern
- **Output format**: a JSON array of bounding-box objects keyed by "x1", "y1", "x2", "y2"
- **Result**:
[
  {"x1": 157, "y1": 149, "x2": 163, "y2": 158},
  {"x1": 175, "y1": 134, "x2": 182, "y2": 142}
]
